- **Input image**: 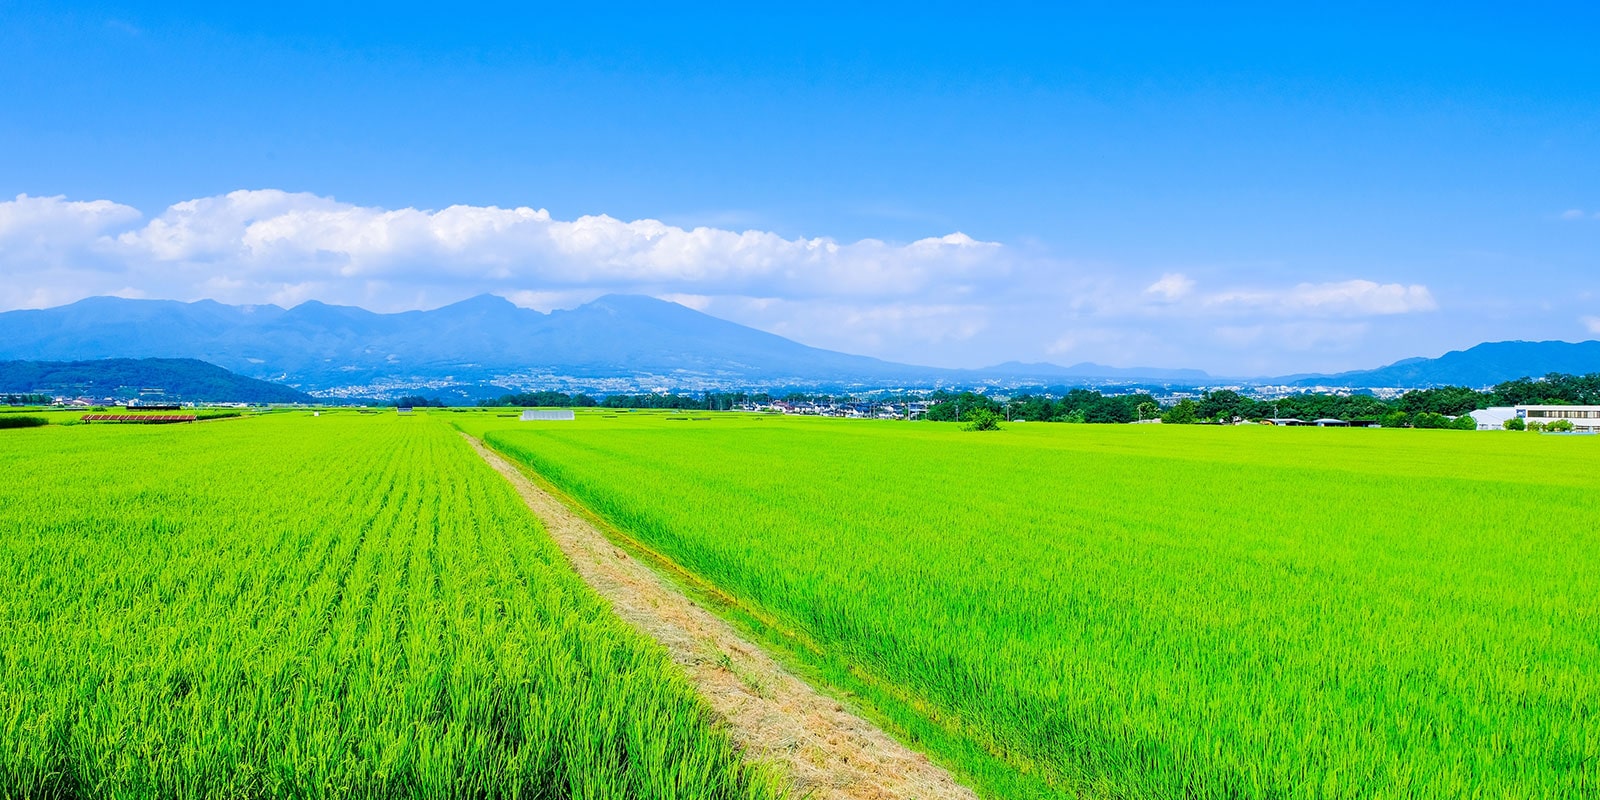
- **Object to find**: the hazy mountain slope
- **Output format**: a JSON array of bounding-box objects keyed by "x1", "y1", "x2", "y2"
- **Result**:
[
  {"x1": 0, "y1": 294, "x2": 936, "y2": 391},
  {"x1": 0, "y1": 358, "x2": 315, "y2": 403},
  {"x1": 1286, "y1": 341, "x2": 1600, "y2": 387}
]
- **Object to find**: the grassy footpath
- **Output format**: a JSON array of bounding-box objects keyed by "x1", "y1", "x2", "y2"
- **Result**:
[
  {"x1": 468, "y1": 411, "x2": 1599, "y2": 799},
  {"x1": 0, "y1": 411, "x2": 784, "y2": 799}
]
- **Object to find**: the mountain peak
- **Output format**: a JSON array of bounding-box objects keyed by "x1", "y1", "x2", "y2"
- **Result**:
[{"x1": 439, "y1": 293, "x2": 519, "y2": 311}]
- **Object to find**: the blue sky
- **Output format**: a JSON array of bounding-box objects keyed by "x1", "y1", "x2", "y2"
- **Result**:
[{"x1": 2, "y1": 2, "x2": 1597, "y2": 375}]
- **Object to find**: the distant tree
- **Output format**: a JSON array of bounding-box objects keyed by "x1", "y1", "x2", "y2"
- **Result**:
[
  {"x1": 1490, "y1": 373, "x2": 1600, "y2": 406},
  {"x1": 1196, "y1": 390, "x2": 1251, "y2": 422},
  {"x1": 393, "y1": 395, "x2": 445, "y2": 408},
  {"x1": 1398, "y1": 386, "x2": 1492, "y2": 416},
  {"x1": 963, "y1": 409, "x2": 1003, "y2": 431},
  {"x1": 923, "y1": 392, "x2": 1001, "y2": 423},
  {"x1": 1503, "y1": 417, "x2": 1526, "y2": 431},
  {"x1": 1061, "y1": 408, "x2": 1087, "y2": 424},
  {"x1": 1527, "y1": 420, "x2": 1547, "y2": 432},
  {"x1": 1380, "y1": 411, "x2": 1410, "y2": 428},
  {"x1": 1452, "y1": 413, "x2": 1479, "y2": 431},
  {"x1": 1411, "y1": 412, "x2": 1452, "y2": 429},
  {"x1": 1136, "y1": 401, "x2": 1159, "y2": 421},
  {"x1": 1161, "y1": 399, "x2": 1199, "y2": 425},
  {"x1": 1546, "y1": 418, "x2": 1575, "y2": 432},
  {"x1": 1009, "y1": 395, "x2": 1055, "y2": 422}
]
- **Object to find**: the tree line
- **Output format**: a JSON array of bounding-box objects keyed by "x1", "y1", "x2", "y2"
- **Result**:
[{"x1": 411, "y1": 372, "x2": 1598, "y2": 429}]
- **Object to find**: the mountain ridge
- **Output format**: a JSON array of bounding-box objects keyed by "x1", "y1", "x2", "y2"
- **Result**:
[
  {"x1": 1285, "y1": 340, "x2": 1600, "y2": 388},
  {"x1": 0, "y1": 358, "x2": 314, "y2": 403},
  {"x1": 1, "y1": 295, "x2": 1595, "y2": 394}
]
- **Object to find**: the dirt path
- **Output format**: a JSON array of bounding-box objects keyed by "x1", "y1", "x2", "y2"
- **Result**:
[{"x1": 466, "y1": 435, "x2": 979, "y2": 800}]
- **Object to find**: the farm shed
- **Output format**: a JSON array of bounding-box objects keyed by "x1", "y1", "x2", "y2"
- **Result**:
[
  {"x1": 1312, "y1": 418, "x2": 1350, "y2": 427},
  {"x1": 520, "y1": 409, "x2": 576, "y2": 421}
]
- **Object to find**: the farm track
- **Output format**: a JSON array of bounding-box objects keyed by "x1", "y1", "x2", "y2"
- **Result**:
[{"x1": 465, "y1": 434, "x2": 979, "y2": 800}]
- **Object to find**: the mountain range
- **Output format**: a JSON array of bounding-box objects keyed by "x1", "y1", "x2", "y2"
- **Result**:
[
  {"x1": 0, "y1": 358, "x2": 314, "y2": 403},
  {"x1": 1282, "y1": 340, "x2": 1600, "y2": 388},
  {"x1": 0, "y1": 295, "x2": 1595, "y2": 396},
  {"x1": 0, "y1": 295, "x2": 1203, "y2": 396}
]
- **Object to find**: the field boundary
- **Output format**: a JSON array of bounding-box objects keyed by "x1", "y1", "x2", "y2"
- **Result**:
[{"x1": 464, "y1": 433, "x2": 980, "y2": 800}]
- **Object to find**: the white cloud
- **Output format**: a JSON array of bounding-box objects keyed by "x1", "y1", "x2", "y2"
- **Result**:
[
  {"x1": 1203, "y1": 280, "x2": 1437, "y2": 316},
  {"x1": 1144, "y1": 272, "x2": 1196, "y2": 301},
  {"x1": 1561, "y1": 209, "x2": 1587, "y2": 220},
  {"x1": 1583, "y1": 316, "x2": 1600, "y2": 335},
  {"x1": 505, "y1": 289, "x2": 606, "y2": 312},
  {"x1": 0, "y1": 193, "x2": 141, "y2": 265},
  {"x1": 0, "y1": 189, "x2": 1012, "y2": 317},
  {"x1": 101, "y1": 190, "x2": 1005, "y2": 300}
]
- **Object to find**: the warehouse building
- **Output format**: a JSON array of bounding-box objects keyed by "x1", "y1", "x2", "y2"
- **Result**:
[
  {"x1": 1516, "y1": 405, "x2": 1600, "y2": 432},
  {"x1": 1468, "y1": 407, "x2": 1517, "y2": 430},
  {"x1": 520, "y1": 409, "x2": 576, "y2": 421}
]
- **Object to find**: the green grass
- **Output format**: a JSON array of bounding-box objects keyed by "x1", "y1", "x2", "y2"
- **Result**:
[
  {"x1": 0, "y1": 412, "x2": 784, "y2": 799},
  {"x1": 470, "y1": 412, "x2": 1599, "y2": 799}
]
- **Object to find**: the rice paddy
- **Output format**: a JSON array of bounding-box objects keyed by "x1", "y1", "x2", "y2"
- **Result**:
[
  {"x1": 469, "y1": 411, "x2": 1599, "y2": 799},
  {"x1": 0, "y1": 412, "x2": 782, "y2": 799},
  {"x1": 5, "y1": 408, "x2": 1595, "y2": 798}
]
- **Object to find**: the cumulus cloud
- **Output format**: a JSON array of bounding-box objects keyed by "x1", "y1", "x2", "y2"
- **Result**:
[
  {"x1": 99, "y1": 190, "x2": 1005, "y2": 300},
  {"x1": 0, "y1": 193, "x2": 141, "y2": 265},
  {"x1": 1144, "y1": 272, "x2": 1196, "y2": 301},
  {"x1": 0, "y1": 189, "x2": 1015, "y2": 316},
  {"x1": 1583, "y1": 316, "x2": 1600, "y2": 335},
  {"x1": 1204, "y1": 279, "x2": 1437, "y2": 316}
]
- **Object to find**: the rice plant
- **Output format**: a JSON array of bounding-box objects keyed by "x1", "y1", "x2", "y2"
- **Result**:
[
  {"x1": 477, "y1": 412, "x2": 1599, "y2": 799},
  {"x1": 0, "y1": 412, "x2": 783, "y2": 799}
]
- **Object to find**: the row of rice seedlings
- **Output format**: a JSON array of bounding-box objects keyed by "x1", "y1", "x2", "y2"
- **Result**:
[
  {"x1": 479, "y1": 413, "x2": 1599, "y2": 799},
  {"x1": 0, "y1": 414, "x2": 785, "y2": 799}
]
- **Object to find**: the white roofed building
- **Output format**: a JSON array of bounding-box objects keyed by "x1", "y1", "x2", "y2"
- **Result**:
[{"x1": 1516, "y1": 405, "x2": 1600, "y2": 432}]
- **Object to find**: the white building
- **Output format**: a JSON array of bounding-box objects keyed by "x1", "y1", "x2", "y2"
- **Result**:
[
  {"x1": 1468, "y1": 407, "x2": 1517, "y2": 430},
  {"x1": 520, "y1": 409, "x2": 576, "y2": 421},
  {"x1": 1516, "y1": 405, "x2": 1600, "y2": 432}
]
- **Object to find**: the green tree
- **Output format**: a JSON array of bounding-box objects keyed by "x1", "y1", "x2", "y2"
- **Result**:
[
  {"x1": 1196, "y1": 390, "x2": 1251, "y2": 422},
  {"x1": 963, "y1": 409, "x2": 1003, "y2": 431},
  {"x1": 1136, "y1": 401, "x2": 1159, "y2": 421},
  {"x1": 1161, "y1": 399, "x2": 1199, "y2": 425},
  {"x1": 1412, "y1": 412, "x2": 1451, "y2": 429},
  {"x1": 1503, "y1": 417, "x2": 1525, "y2": 431}
]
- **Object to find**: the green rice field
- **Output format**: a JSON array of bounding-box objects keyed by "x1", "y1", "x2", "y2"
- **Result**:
[
  {"x1": 465, "y1": 411, "x2": 1599, "y2": 799},
  {"x1": 3, "y1": 409, "x2": 1595, "y2": 798},
  {"x1": 0, "y1": 412, "x2": 782, "y2": 799}
]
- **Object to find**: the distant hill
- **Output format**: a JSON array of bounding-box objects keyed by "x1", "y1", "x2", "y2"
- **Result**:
[
  {"x1": 0, "y1": 358, "x2": 315, "y2": 404},
  {"x1": 0, "y1": 295, "x2": 1205, "y2": 394},
  {"x1": 1284, "y1": 341, "x2": 1600, "y2": 388}
]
